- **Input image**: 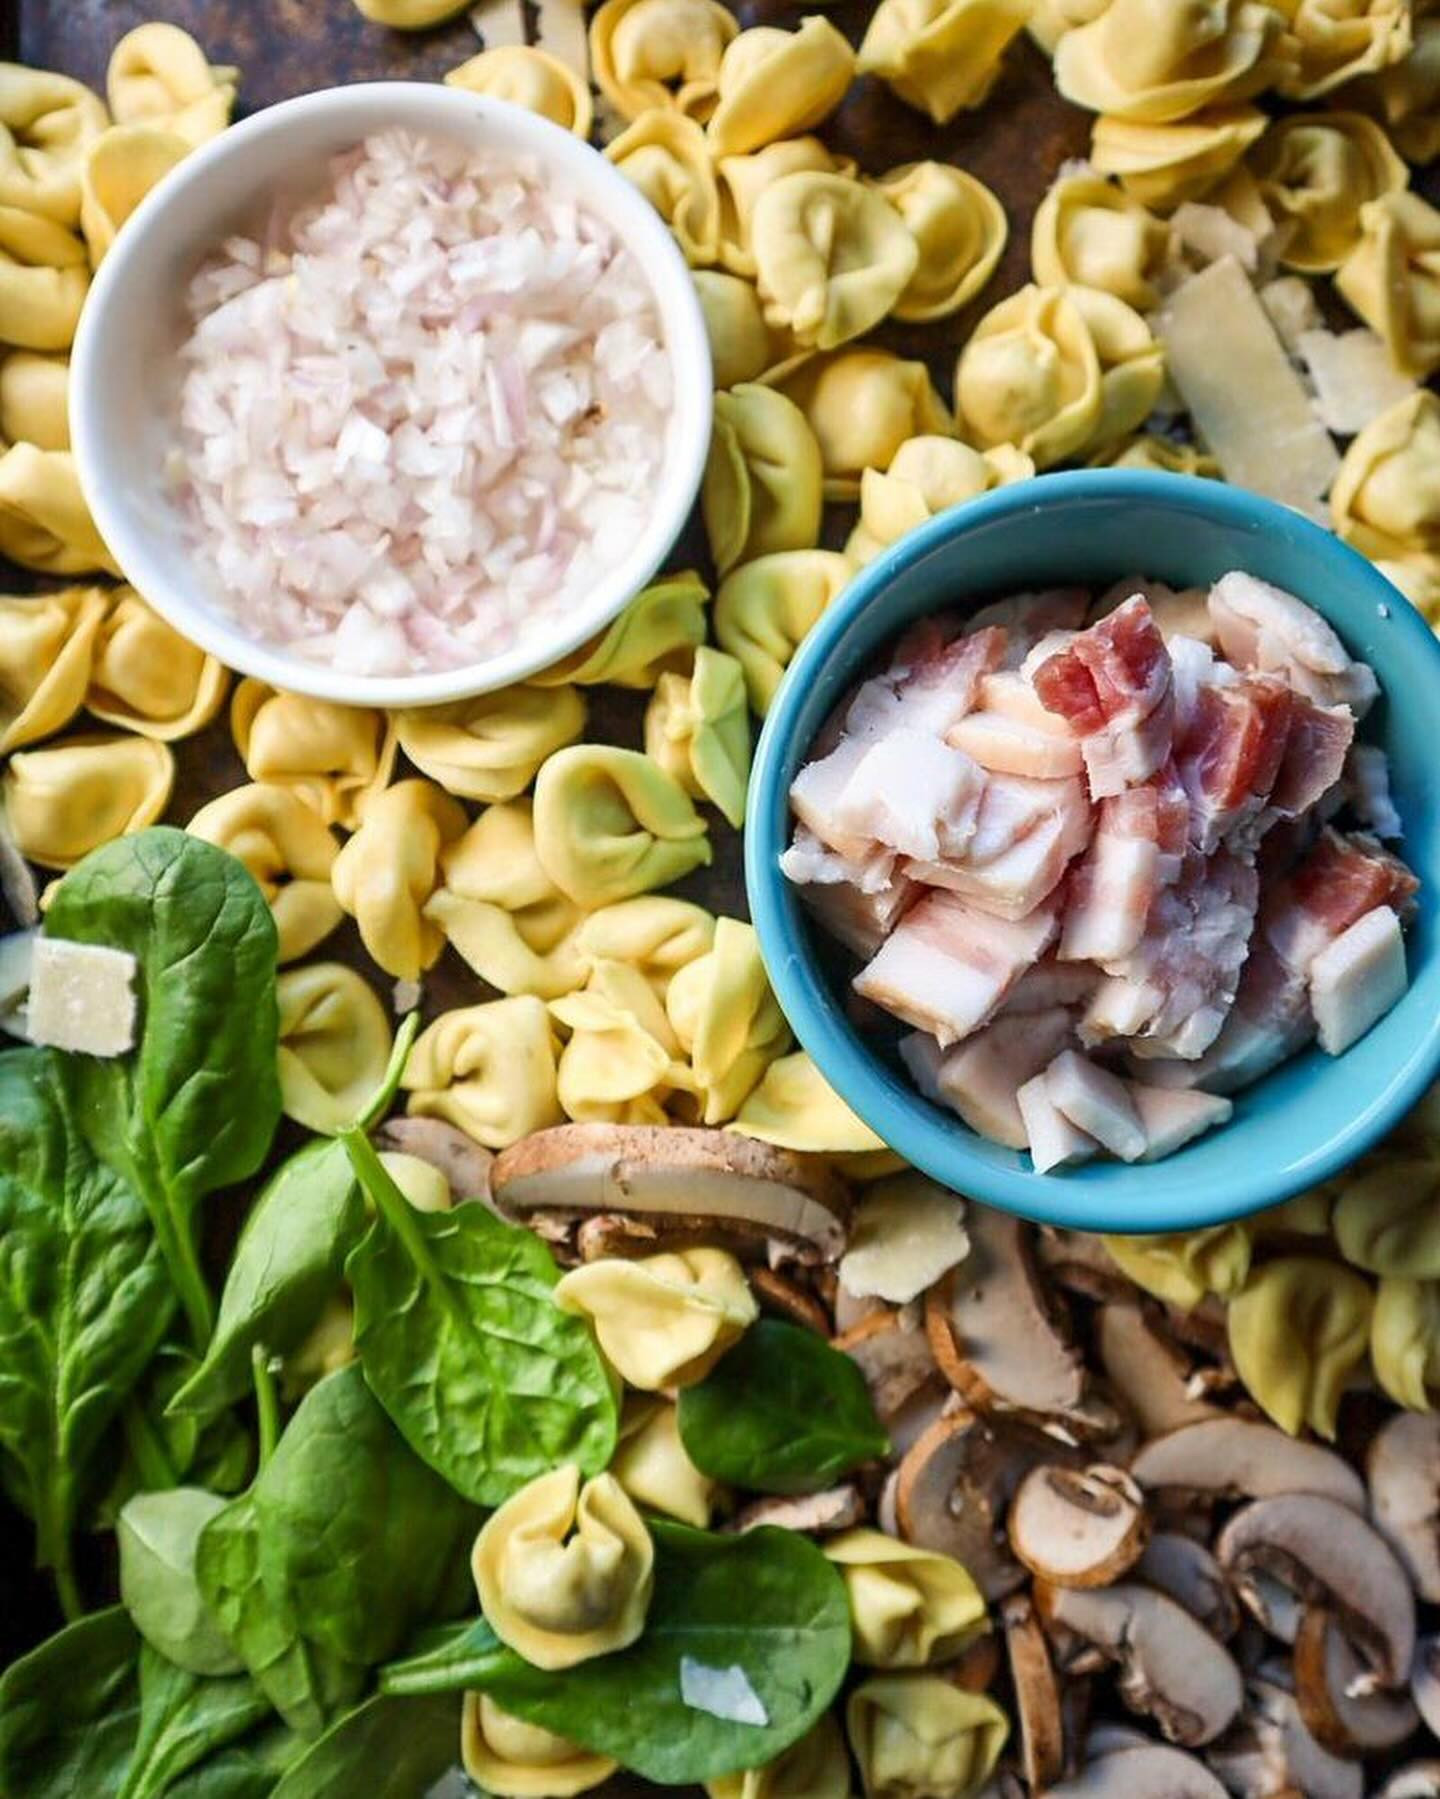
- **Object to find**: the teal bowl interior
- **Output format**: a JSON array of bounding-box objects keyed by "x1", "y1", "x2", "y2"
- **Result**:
[{"x1": 745, "y1": 469, "x2": 1440, "y2": 1232}]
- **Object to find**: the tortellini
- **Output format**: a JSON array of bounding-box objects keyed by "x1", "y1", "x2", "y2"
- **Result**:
[
  {"x1": 0, "y1": 584, "x2": 107, "y2": 752},
  {"x1": 773, "y1": 349, "x2": 954, "y2": 498},
  {"x1": 643, "y1": 647, "x2": 752, "y2": 828},
  {"x1": 572, "y1": 895, "x2": 715, "y2": 1000},
  {"x1": 955, "y1": 283, "x2": 1102, "y2": 467},
  {"x1": 331, "y1": 778, "x2": 468, "y2": 982},
  {"x1": 230, "y1": 679, "x2": 397, "y2": 830},
  {"x1": 706, "y1": 1715, "x2": 852, "y2": 1799},
  {"x1": 187, "y1": 783, "x2": 343, "y2": 964},
  {"x1": 590, "y1": 0, "x2": 739, "y2": 124},
  {"x1": 1277, "y1": 0, "x2": 1412, "y2": 100},
  {"x1": 0, "y1": 204, "x2": 89, "y2": 349},
  {"x1": 1332, "y1": 1156, "x2": 1440, "y2": 1275},
  {"x1": 1070, "y1": 285, "x2": 1166, "y2": 450},
  {"x1": 79, "y1": 125, "x2": 189, "y2": 266},
  {"x1": 1370, "y1": 1277, "x2": 1440, "y2": 1409},
  {"x1": 1031, "y1": 169, "x2": 1170, "y2": 307},
  {"x1": 606, "y1": 112, "x2": 722, "y2": 266},
  {"x1": 730, "y1": 1051, "x2": 887, "y2": 1154},
  {"x1": 403, "y1": 997, "x2": 563, "y2": 1148},
  {"x1": 1, "y1": 732, "x2": 173, "y2": 869},
  {"x1": 0, "y1": 444, "x2": 116, "y2": 574},
  {"x1": 706, "y1": 19, "x2": 856, "y2": 159},
  {"x1": 1103, "y1": 1224, "x2": 1253, "y2": 1309},
  {"x1": 665, "y1": 917, "x2": 790, "y2": 1123},
  {"x1": 751, "y1": 173, "x2": 918, "y2": 351},
  {"x1": 857, "y1": 0, "x2": 1033, "y2": 123},
  {"x1": 0, "y1": 348, "x2": 69, "y2": 448},
  {"x1": 462, "y1": 1693, "x2": 618, "y2": 1799},
  {"x1": 868, "y1": 161, "x2": 1006, "y2": 321},
  {"x1": 350, "y1": 0, "x2": 472, "y2": 27},
  {"x1": 1093, "y1": 432, "x2": 1219, "y2": 475},
  {"x1": 379, "y1": 1150, "x2": 453, "y2": 1216},
  {"x1": 1227, "y1": 1256, "x2": 1373, "y2": 1438},
  {"x1": 393, "y1": 683, "x2": 585, "y2": 804},
  {"x1": 1249, "y1": 111, "x2": 1408, "y2": 272},
  {"x1": 705, "y1": 383, "x2": 823, "y2": 575},
  {"x1": 1330, "y1": 391, "x2": 1440, "y2": 581},
  {"x1": 281, "y1": 1292, "x2": 357, "y2": 1399},
  {"x1": 846, "y1": 1676, "x2": 1009, "y2": 1799},
  {"x1": 1336, "y1": 190, "x2": 1440, "y2": 376},
  {"x1": 693, "y1": 270, "x2": 775, "y2": 387},
  {"x1": 83, "y1": 587, "x2": 229, "y2": 739},
  {"x1": 554, "y1": 1247, "x2": 758, "y2": 1389},
  {"x1": 713, "y1": 550, "x2": 854, "y2": 713},
  {"x1": 551, "y1": 959, "x2": 691, "y2": 1124},
  {"x1": 824, "y1": 1529, "x2": 987, "y2": 1668},
  {"x1": 1345, "y1": 16, "x2": 1440, "y2": 165},
  {"x1": 275, "y1": 963, "x2": 394, "y2": 1136},
  {"x1": 530, "y1": 572, "x2": 707, "y2": 689},
  {"x1": 0, "y1": 64, "x2": 108, "y2": 225},
  {"x1": 1028, "y1": 0, "x2": 1112, "y2": 56},
  {"x1": 445, "y1": 47, "x2": 593, "y2": 138},
  {"x1": 848, "y1": 436, "x2": 1032, "y2": 565},
  {"x1": 1089, "y1": 104, "x2": 1269, "y2": 209},
  {"x1": 715, "y1": 137, "x2": 848, "y2": 279},
  {"x1": 472, "y1": 1465, "x2": 656, "y2": 1671},
  {"x1": 612, "y1": 1396, "x2": 721, "y2": 1528},
  {"x1": 1054, "y1": 0, "x2": 1296, "y2": 122},
  {"x1": 107, "y1": 24, "x2": 237, "y2": 146},
  {"x1": 532, "y1": 744, "x2": 712, "y2": 909}
]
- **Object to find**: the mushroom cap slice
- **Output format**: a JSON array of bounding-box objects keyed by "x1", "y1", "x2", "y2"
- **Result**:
[
  {"x1": 1216, "y1": 1494, "x2": 1416, "y2": 1688},
  {"x1": 1033, "y1": 1582, "x2": 1244, "y2": 1747},
  {"x1": 1367, "y1": 1411, "x2": 1440, "y2": 1602},
  {"x1": 1378, "y1": 1763, "x2": 1440, "y2": 1798},
  {"x1": 1207, "y1": 1669, "x2": 1363, "y2": 1799},
  {"x1": 1036, "y1": 1225, "x2": 1142, "y2": 1303},
  {"x1": 374, "y1": 1116, "x2": 494, "y2": 1203},
  {"x1": 1294, "y1": 1607, "x2": 1420, "y2": 1755},
  {"x1": 1413, "y1": 1636, "x2": 1440, "y2": 1738},
  {"x1": 1041, "y1": 1743, "x2": 1231, "y2": 1796},
  {"x1": 1135, "y1": 1532, "x2": 1240, "y2": 1640},
  {"x1": 834, "y1": 1309, "x2": 940, "y2": 1422},
  {"x1": 1095, "y1": 1302, "x2": 1222, "y2": 1439},
  {"x1": 1001, "y1": 1592, "x2": 1065, "y2": 1792},
  {"x1": 1130, "y1": 1418, "x2": 1366, "y2": 1511},
  {"x1": 490, "y1": 1123, "x2": 851, "y2": 1262},
  {"x1": 1008, "y1": 1463, "x2": 1149, "y2": 1589},
  {"x1": 750, "y1": 1265, "x2": 831, "y2": 1334},
  {"x1": 731, "y1": 1483, "x2": 865, "y2": 1535}
]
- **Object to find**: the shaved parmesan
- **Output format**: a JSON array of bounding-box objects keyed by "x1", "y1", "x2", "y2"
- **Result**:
[
  {"x1": 1260, "y1": 277, "x2": 1322, "y2": 355},
  {"x1": 532, "y1": 0, "x2": 590, "y2": 80},
  {"x1": 468, "y1": 0, "x2": 525, "y2": 47},
  {"x1": 679, "y1": 1657, "x2": 769, "y2": 1727},
  {"x1": 27, "y1": 937, "x2": 138, "y2": 1058},
  {"x1": 839, "y1": 1173, "x2": 970, "y2": 1303},
  {"x1": 1156, "y1": 257, "x2": 1340, "y2": 514},
  {"x1": 1172, "y1": 203, "x2": 1260, "y2": 272},
  {"x1": 1297, "y1": 329, "x2": 1416, "y2": 436}
]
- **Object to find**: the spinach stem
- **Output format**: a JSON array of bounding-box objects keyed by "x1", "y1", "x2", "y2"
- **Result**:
[
  {"x1": 341, "y1": 1127, "x2": 433, "y2": 1275},
  {"x1": 252, "y1": 1345, "x2": 281, "y2": 1469},
  {"x1": 165, "y1": 1219, "x2": 217, "y2": 1350},
  {"x1": 123, "y1": 1396, "x2": 180, "y2": 1492}
]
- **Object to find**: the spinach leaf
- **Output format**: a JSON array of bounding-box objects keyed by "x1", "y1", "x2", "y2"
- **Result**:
[
  {"x1": 342, "y1": 1129, "x2": 618, "y2": 1507},
  {"x1": 116, "y1": 1646, "x2": 273, "y2": 1799},
  {"x1": 165, "y1": 1723, "x2": 301, "y2": 1798},
  {"x1": 96, "y1": 1346, "x2": 255, "y2": 1529},
  {"x1": 678, "y1": 1318, "x2": 890, "y2": 1494},
  {"x1": 382, "y1": 1521, "x2": 852, "y2": 1784},
  {"x1": 119, "y1": 1487, "x2": 244, "y2": 1675},
  {"x1": 46, "y1": 828, "x2": 281, "y2": 1344},
  {"x1": 269, "y1": 1692, "x2": 460, "y2": 1799},
  {"x1": 196, "y1": 1364, "x2": 475, "y2": 1738},
  {"x1": 0, "y1": 1607, "x2": 140, "y2": 1797},
  {"x1": 0, "y1": 1049, "x2": 173, "y2": 1615}
]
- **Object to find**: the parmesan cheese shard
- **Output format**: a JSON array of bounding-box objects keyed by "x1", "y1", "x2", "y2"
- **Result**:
[
  {"x1": 1260, "y1": 276, "x2": 1322, "y2": 354},
  {"x1": 27, "y1": 937, "x2": 139, "y2": 1058},
  {"x1": 839, "y1": 1173, "x2": 969, "y2": 1304},
  {"x1": 1296, "y1": 329, "x2": 1416, "y2": 437},
  {"x1": 1156, "y1": 257, "x2": 1340, "y2": 514},
  {"x1": 1171, "y1": 203, "x2": 1261, "y2": 272}
]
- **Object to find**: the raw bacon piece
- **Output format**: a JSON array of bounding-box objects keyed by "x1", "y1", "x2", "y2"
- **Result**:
[
  {"x1": 1135, "y1": 936, "x2": 1313, "y2": 1094},
  {"x1": 1175, "y1": 673, "x2": 1294, "y2": 853},
  {"x1": 1017, "y1": 1072, "x2": 1098, "y2": 1171},
  {"x1": 965, "y1": 588, "x2": 1089, "y2": 666},
  {"x1": 908, "y1": 793, "x2": 1091, "y2": 921},
  {"x1": 781, "y1": 825, "x2": 895, "y2": 895},
  {"x1": 1169, "y1": 635, "x2": 1237, "y2": 741},
  {"x1": 1208, "y1": 571, "x2": 1378, "y2": 718},
  {"x1": 1267, "y1": 695, "x2": 1353, "y2": 820},
  {"x1": 978, "y1": 671, "x2": 1078, "y2": 730},
  {"x1": 857, "y1": 623, "x2": 1008, "y2": 738},
  {"x1": 1343, "y1": 744, "x2": 1402, "y2": 841},
  {"x1": 1129, "y1": 1083, "x2": 1233, "y2": 1159},
  {"x1": 998, "y1": 955, "x2": 1100, "y2": 1016},
  {"x1": 1093, "y1": 578, "x2": 1218, "y2": 647},
  {"x1": 794, "y1": 863, "x2": 917, "y2": 960},
  {"x1": 1276, "y1": 827, "x2": 1418, "y2": 967},
  {"x1": 1310, "y1": 905, "x2": 1406, "y2": 1055},
  {"x1": 1045, "y1": 1050, "x2": 1148, "y2": 1161},
  {"x1": 853, "y1": 888, "x2": 1060, "y2": 1047},
  {"x1": 966, "y1": 773, "x2": 1090, "y2": 866},
  {"x1": 831, "y1": 730, "x2": 986, "y2": 863},
  {"x1": 1033, "y1": 597, "x2": 1175, "y2": 798},
  {"x1": 1059, "y1": 779, "x2": 1183, "y2": 963},
  {"x1": 929, "y1": 1006, "x2": 1074, "y2": 1148},
  {"x1": 946, "y1": 709, "x2": 1084, "y2": 780},
  {"x1": 790, "y1": 737, "x2": 876, "y2": 859}
]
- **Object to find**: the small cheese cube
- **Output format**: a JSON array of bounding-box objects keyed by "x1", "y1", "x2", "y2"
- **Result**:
[
  {"x1": 27, "y1": 937, "x2": 139, "y2": 1058},
  {"x1": 1310, "y1": 905, "x2": 1406, "y2": 1057}
]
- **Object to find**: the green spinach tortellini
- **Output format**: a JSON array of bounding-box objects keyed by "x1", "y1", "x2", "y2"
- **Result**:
[
  {"x1": 1227, "y1": 1256, "x2": 1374, "y2": 1438},
  {"x1": 1370, "y1": 1277, "x2": 1440, "y2": 1410},
  {"x1": 532, "y1": 744, "x2": 712, "y2": 908},
  {"x1": 713, "y1": 549, "x2": 853, "y2": 712},
  {"x1": 462, "y1": 1694, "x2": 618, "y2": 1798},
  {"x1": 704, "y1": 382, "x2": 823, "y2": 575},
  {"x1": 824, "y1": 1529, "x2": 987, "y2": 1668},
  {"x1": 643, "y1": 647, "x2": 752, "y2": 828},
  {"x1": 846, "y1": 1676, "x2": 1009, "y2": 1799},
  {"x1": 275, "y1": 962, "x2": 394, "y2": 1136},
  {"x1": 693, "y1": 270, "x2": 776, "y2": 387},
  {"x1": 1103, "y1": 1223, "x2": 1253, "y2": 1310},
  {"x1": 665, "y1": 916, "x2": 791, "y2": 1123},
  {"x1": 393, "y1": 682, "x2": 586, "y2": 803},
  {"x1": 705, "y1": 1715, "x2": 852, "y2": 1799},
  {"x1": 529, "y1": 571, "x2": 707, "y2": 689},
  {"x1": 1332, "y1": 1155, "x2": 1440, "y2": 1276}
]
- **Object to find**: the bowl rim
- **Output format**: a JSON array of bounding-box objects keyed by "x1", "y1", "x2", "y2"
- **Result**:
[
  {"x1": 69, "y1": 81, "x2": 713, "y2": 709},
  {"x1": 745, "y1": 466, "x2": 1440, "y2": 1231}
]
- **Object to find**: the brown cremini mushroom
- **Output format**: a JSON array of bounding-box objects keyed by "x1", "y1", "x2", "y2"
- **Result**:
[
  {"x1": 1130, "y1": 1418, "x2": 1367, "y2": 1511},
  {"x1": 1007, "y1": 1463, "x2": 1149, "y2": 1589},
  {"x1": 1094, "y1": 1302, "x2": 1224, "y2": 1438},
  {"x1": 1411, "y1": 1636, "x2": 1440, "y2": 1737},
  {"x1": 1207, "y1": 1667, "x2": 1363, "y2": 1799},
  {"x1": 1378, "y1": 1764, "x2": 1440, "y2": 1798},
  {"x1": 1294, "y1": 1606, "x2": 1420, "y2": 1756},
  {"x1": 374, "y1": 1115, "x2": 495, "y2": 1203},
  {"x1": 1135, "y1": 1532, "x2": 1240, "y2": 1640},
  {"x1": 1001, "y1": 1591, "x2": 1065, "y2": 1791},
  {"x1": 730, "y1": 1483, "x2": 865, "y2": 1535},
  {"x1": 834, "y1": 1308, "x2": 941, "y2": 1423},
  {"x1": 1367, "y1": 1411, "x2": 1440, "y2": 1602},
  {"x1": 1041, "y1": 1743, "x2": 1231, "y2": 1797}
]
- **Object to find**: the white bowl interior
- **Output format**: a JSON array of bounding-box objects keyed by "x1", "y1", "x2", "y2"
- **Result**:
[{"x1": 70, "y1": 83, "x2": 713, "y2": 707}]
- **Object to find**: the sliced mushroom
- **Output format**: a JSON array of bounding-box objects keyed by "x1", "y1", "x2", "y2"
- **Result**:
[
  {"x1": 1008, "y1": 1464, "x2": 1149, "y2": 1589},
  {"x1": 730, "y1": 1483, "x2": 865, "y2": 1535},
  {"x1": 750, "y1": 1265, "x2": 831, "y2": 1334},
  {"x1": 1003, "y1": 1592, "x2": 1065, "y2": 1791},
  {"x1": 574, "y1": 1212, "x2": 661, "y2": 1259},
  {"x1": 1041, "y1": 1743, "x2": 1232, "y2": 1796},
  {"x1": 1367, "y1": 1411, "x2": 1440, "y2": 1602},
  {"x1": 1095, "y1": 1303, "x2": 1223, "y2": 1439},
  {"x1": 1033, "y1": 1582, "x2": 1244, "y2": 1747},
  {"x1": 877, "y1": 1467, "x2": 900, "y2": 1537},
  {"x1": 1206, "y1": 1668, "x2": 1363, "y2": 1799},
  {"x1": 490, "y1": 1124, "x2": 852, "y2": 1263},
  {"x1": 834, "y1": 1286, "x2": 889, "y2": 1332},
  {"x1": 374, "y1": 1116, "x2": 494, "y2": 1204},
  {"x1": 1131, "y1": 1418, "x2": 1367, "y2": 1512},
  {"x1": 1412, "y1": 1636, "x2": 1440, "y2": 1737},
  {"x1": 950, "y1": 1629, "x2": 1003, "y2": 1694},
  {"x1": 1378, "y1": 1763, "x2": 1440, "y2": 1798},
  {"x1": 1083, "y1": 1723, "x2": 1154, "y2": 1758},
  {"x1": 834, "y1": 1308, "x2": 939, "y2": 1424},
  {"x1": 1136, "y1": 1532, "x2": 1240, "y2": 1640},
  {"x1": 1036, "y1": 1226, "x2": 1141, "y2": 1303},
  {"x1": 1216, "y1": 1494, "x2": 1416, "y2": 1688},
  {"x1": 1294, "y1": 1607, "x2": 1420, "y2": 1755}
]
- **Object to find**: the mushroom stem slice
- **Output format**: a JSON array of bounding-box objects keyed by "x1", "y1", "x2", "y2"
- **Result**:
[
  {"x1": 1377, "y1": 1763, "x2": 1440, "y2": 1799},
  {"x1": 1001, "y1": 1592, "x2": 1065, "y2": 1792},
  {"x1": 1367, "y1": 1412, "x2": 1440, "y2": 1603},
  {"x1": 1207, "y1": 1670, "x2": 1363, "y2": 1799},
  {"x1": 1412, "y1": 1637, "x2": 1440, "y2": 1739},
  {"x1": 1130, "y1": 1418, "x2": 1367, "y2": 1512},
  {"x1": 729, "y1": 1484, "x2": 865, "y2": 1535},
  {"x1": 1135, "y1": 1532, "x2": 1240, "y2": 1641},
  {"x1": 1008, "y1": 1463, "x2": 1149, "y2": 1589},
  {"x1": 1040, "y1": 1743, "x2": 1231, "y2": 1797},
  {"x1": 1294, "y1": 1607, "x2": 1421, "y2": 1757}
]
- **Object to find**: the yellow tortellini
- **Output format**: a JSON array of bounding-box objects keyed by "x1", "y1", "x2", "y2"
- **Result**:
[
  {"x1": 1070, "y1": 284, "x2": 1166, "y2": 451},
  {"x1": 1249, "y1": 111, "x2": 1408, "y2": 272},
  {"x1": 530, "y1": 572, "x2": 708, "y2": 689},
  {"x1": 730, "y1": 1051, "x2": 887, "y2": 1154},
  {"x1": 106, "y1": 24, "x2": 237, "y2": 146},
  {"x1": 1345, "y1": 16, "x2": 1440, "y2": 165},
  {"x1": 824, "y1": 1529, "x2": 987, "y2": 1669},
  {"x1": 752, "y1": 173, "x2": 918, "y2": 351},
  {"x1": 393, "y1": 683, "x2": 585, "y2": 804},
  {"x1": 445, "y1": 48, "x2": 593, "y2": 138},
  {"x1": 187, "y1": 783, "x2": 343, "y2": 964},
  {"x1": 857, "y1": 0, "x2": 1033, "y2": 124},
  {"x1": 0, "y1": 444, "x2": 116, "y2": 574},
  {"x1": 1093, "y1": 432, "x2": 1219, "y2": 476},
  {"x1": 551, "y1": 958, "x2": 692, "y2": 1124},
  {"x1": 1089, "y1": 104, "x2": 1269, "y2": 209},
  {"x1": 379, "y1": 1150, "x2": 454, "y2": 1216},
  {"x1": 665, "y1": 917, "x2": 790, "y2": 1124},
  {"x1": 462, "y1": 1693, "x2": 617, "y2": 1799},
  {"x1": 1103, "y1": 1224, "x2": 1253, "y2": 1309},
  {"x1": 1054, "y1": 0, "x2": 1296, "y2": 122},
  {"x1": 704, "y1": 383, "x2": 824, "y2": 575},
  {"x1": 612, "y1": 1396, "x2": 721, "y2": 1528},
  {"x1": 1, "y1": 732, "x2": 173, "y2": 870},
  {"x1": 1029, "y1": 0, "x2": 1112, "y2": 56},
  {"x1": 350, "y1": 0, "x2": 472, "y2": 27},
  {"x1": 868, "y1": 161, "x2": 1006, "y2": 322},
  {"x1": 1336, "y1": 190, "x2": 1440, "y2": 376},
  {"x1": 846, "y1": 1677, "x2": 1009, "y2": 1799},
  {"x1": 1276, "y1": 0, "x2": 1412, "y2": 99},
  {"x1": 605, "y1": 111, "x2": 722, "y2": 267},
  {"x1": 643, "y1": 648, "x2": 752, "y2": 829},
  {"x1": 403, "y1": 997, "x2": 563, "y2": 1148},
  {"x1": 1227, "y1": 1256, "x2": 1373, "y2": 1438},
  {"x1": 532, "y1": 744, "x2": 712, "y2": 909},
  {"x1": 1331, "y1": 391, "x2": 1440, "y2": 595},
  {"x1": 773, "y1": 349, "x2": 954, "y2": 499},
  {"x1": 693, "y1": 270, "x2": 775, "y2": 387},
  {"x1": 706, "y1": 1715, "x2": 853, "y2": 1799},
  {"x1": 1031, "y1": 169, "x2": 1170, "y2": 307},
  {"x1": 0, "y1": 65, "x2": 108, "y2": 226},
  {"x1": 715, "y1": 138, "x2": 849, "y2": 280},
  {"x1": 713, "y1": 550, "x2": 854, "y2": 713},
  {"x1": 1370, "y1": 1277, "x2": 1440, "y2": 1409},
  {"x1": 281, "y1": 1293, "x2": 357, "y2": 1400},
  {"x1": 83, "y1": 587, "x2": 229, "y2": 739},
  {"x1": 707, "y1": 19, "x2": 856, "y2": 159},
  {"x1": 330, "y1": 778, "x2": 467, "y2": 982},
  {"x1": 0, "y1": 349, "x2": 69, "y2": 448},
  {"x1": 554, "y1": 1248, "x2": 759, "y2": 1389},
  {"x1": 590, "y1": 0, "x2": 739, "y2": 125},
  {"x1": 572, "y1": 895, "x2": 715, "y2": 1000},
  {"x1": 0, "y1": 584, "x2": 107, "y2": 753},
  {"x1": 79, "y1": 125, "x2": 188, "y2": 266},
  {"x1": 275, "y1": 963, "x2": 394, "y2": 1136},
  {"x1": 847, "y1": 436, "x2": 1032, "y2": 565},
  {"x1": 230, "y1": 679, "x2": 397, "y2": 830},
  {"x1": 1332, "y1": 1156, "x2": 1440, "y2": 1275},
  {"x1": 955, "y1": 283, "x2": 1102, "y2": 468},
  {"x1": 0, "y1": 204, "x2": 88, "y2": 350},
  {"x1": 473, "y1": 1465, "x2": 655, "y2": 1670}
]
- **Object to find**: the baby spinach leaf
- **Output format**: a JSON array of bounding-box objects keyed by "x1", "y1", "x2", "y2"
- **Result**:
[
  {"x1": 116, "y1": 1647, "x2": 273, "y2": 1799},
  {"x1": 678, "y1": 1318, "x2": 890, "y2": 1494},
  {"x1": 382, "y1": 1520, "x2": 852, "y2": 1785},
  {"x1": 119, "y1": 1487, "x2": 244, "y2": 1676},
  {"x1": 164, "y1": 1723, "x2": 301, "y2": 1798},
  {"x1": 95, "y1": 1346, "x2": 255, "y2": 1531},
  {"x1": 342, "y1": 1129, "x2": 618, "y2": 1507},
  {"x1": 269, "y1": 1692, "x2": 461, "y2": 1799},
  {"x1": 0, "y1": 1607, "x2": 140, "y2": 1797},
  {"x1": 0, "y1": 1048, "x2": 173, "y2": 1615},
  {"x1": 46, "y1": 828, "x2": 282, "y2": 1344}
]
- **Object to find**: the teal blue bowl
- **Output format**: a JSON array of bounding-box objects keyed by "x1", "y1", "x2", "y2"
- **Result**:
[{"x1": 745, "y1": 469, "x2": 1440, "y2": 1232}]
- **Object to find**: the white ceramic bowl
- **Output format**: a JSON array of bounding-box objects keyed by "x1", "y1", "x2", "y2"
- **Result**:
[{"x1": 70, "y1": 83, "x2": 713, "y2": 708}]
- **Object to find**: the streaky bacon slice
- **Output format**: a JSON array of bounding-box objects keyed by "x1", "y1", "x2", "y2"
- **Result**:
[
  {"x1": 930, "y1": 1005, "x2": 1075, "y2": 1149},
  {"x1": 1267, "y1": 695, "x2": 1353, "y2": 820},
  {"x1": 946, "y1": 709, "x2": 1084, "y2": 780},
  {"x1": 998, "y1": 953, "x2": 1100, "y2": 1016},
  {"x1": 906, "y1": 793, "x2": 1091, "y2": 921},
  {"x1": 1033, "y1": 596, "x2": 1175, "y2": 798},
  {"x1": 1208, "y1": 571, "x2": 1378, "y2": 718},
  {"x1": 780, "y1": 824, "x2": 895, "y2": 895},
  {"x1": 965, "y1": 588, "x2": 1090, "y2": 666},
  {"x1": 831, "y1": 729, "x2": 987, "y2": 863},
  {"x1": 1176, "y1": 673, "x2": 1294, "y2": 853},
  {"x1": 1060, "y1": 786, "x2": 1164, "y2": 963},
  {"x1": 790, "y1": 736, "x2": 875, "y2": 859},
  {"x1": 978, "y1": 670, "x2": 1079, "y2": 730},
  {"x1": 784, "y1": 832, "x2": 916, "y2": 960},
  {"x1": 1274, "y1": 827, "x2": 1418, "y2": 966},
  {"x1": 1092, "y1": 577, "x2": 1217, "y2": 647}
]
